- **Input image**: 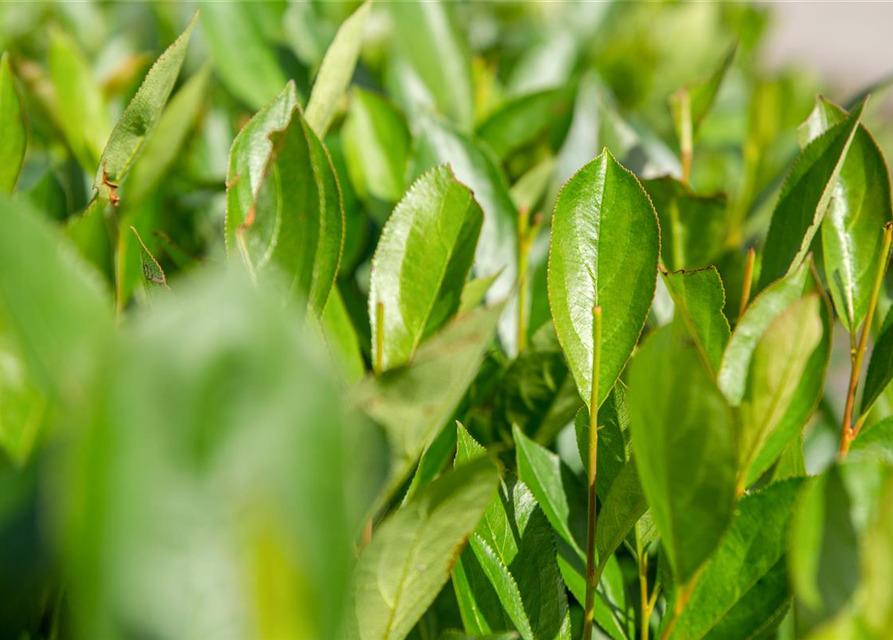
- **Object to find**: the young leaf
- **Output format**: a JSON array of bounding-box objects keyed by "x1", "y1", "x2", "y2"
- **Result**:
[
  {"x1": 355, "y1": 303, "x2": 503, "y2": 491},
  {"x1": 229, "y1": 104, "x2": 344, "y2": 317},
  {"x1": 93, "y1": 13, "x2": 197, "y2": 200},
  {"x1": 757, "y1": 99, "x2": 865, "y2": 291},
  {"x1": 389, "y1": 0, "x2": 473, "y2": 130},
  {"x1": 369, "y1": 165, "x2": 483, "y2": 370},
  {"x1": 224, "y1": 82, "x2": 300, "y2": 254},
  {"x1": 861, "y1": 305, "x2": 893, "y2": 416},
  {"x1": 0, "y1": 52, "x2": 27, "y2": 193},
  {"x1": 48, "y1": 27, "x2": 109, "y2": 171},
  {"x1": 342, "y1": 87, "x2": 411, "y2": 203},
  {"x1": 662, "y1": 267, "x2": 731, "y2": 376},
  {"x1": 201, "y1": 2, "x2": 292, "y2": 110},
  {"x1": 666, "y1": 478, "x2": 804, "y2": 640},
  {"x1": 670, "y1": 43, "x2": 736, "y2": 144},
  {"x1": 125, "y1": 65, "x2": 210, "y2": 206},
  {"x1": 548, "y1": 149, "x2": 660, "y2": 409},
  {"x1": 643, "y1": 178, "x2": 727, "y2": 271},
  {"x1": 304, "y1": 2, "x2": 370, "y2": 138},
  {"x1": 719, "y1": 260, "x2": 832, "y2": 486},
  {"x1": 629, "y1": 323, "x2": 737, "y2": 586},
  {"x1": 799, "y1": 97, "x2": 893, "y2": 331},
  {"x1": 351, "y1": 458, "x2": 499, "y2": 640}
]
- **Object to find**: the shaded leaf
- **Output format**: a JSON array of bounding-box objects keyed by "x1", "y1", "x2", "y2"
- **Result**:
[
  {"x1": 476, "y1": 88, "x2": 573, "y2": 159},
  {"x1": 0, "y1": 52, "x2": 26, "y2": 193},
  {"x1": 861, "y1": 305, "x2": 893, "y2": 416}
]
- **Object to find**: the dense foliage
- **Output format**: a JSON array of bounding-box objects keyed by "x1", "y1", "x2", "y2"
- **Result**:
[{"x1": 2, "y1": 2, "x2": 893, "y2": 639}]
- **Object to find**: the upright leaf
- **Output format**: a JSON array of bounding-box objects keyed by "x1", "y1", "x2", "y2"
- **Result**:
[
  {"x1": 355, "y1": 303, "x2": 502, "y2": 490},
  {"x1": 93, "y1": 13, "x2": 197, "y2": 200},
  {"x1": 862, "y1": 305, "x2": 893, "y2": 417},
  {"x1": 351, "y1": 459, "x2": 499, "y2": 640},
  {"x1": 667, "y1": 479, "x2": 804, "y2": 640},
  {"x1": 369, "y1": 165, "x2": 483, "y2": 370},
  {"x1": 799, "y1": 97, "x2": 893, "y2": 331},
  {"x1": 224, "y1": 82, "x2": 300, "y2": 254},
  {"x1": 669, "y1": 44, "x2": 736, "y2": 145},
  {"x1": 629, "y1": 324, "x2": 737, "y2": 586},
  {"x1": 662, "y1": 267, "x2": 731, "y2": 376},
  {"x1": 548, "y1": 149, "x2": 660, "y2": 409},
  {"x1": 719, "y1": 261, "x2": 832, "y2": 486},
  {"x1": 390, "y1": 0, "x2": 473, "y2": 129},
  {"x1": 304, "y1": 2, "x2": 370, "y2": 137},
  {"x1": 0, "y1": 52, "x2": 26, "y2": 193},
  {"x1": 757, "y1": 99, "x2": 865, "y2": 291}
]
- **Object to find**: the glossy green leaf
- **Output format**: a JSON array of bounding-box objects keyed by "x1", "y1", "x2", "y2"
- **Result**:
[
  {"x1": 667, "y1": 478, "x2": 804, "y2": 640},
  {"x1": 662, "y1": 267, "x2": 731, "y2": 376},
  {"x1": 476, "y1": 88, "x2": 573, "y2": 159},
  {"x1": 737, "y1": 294, "x2": 823, "y2": 490},
  {"x1": 629, "y1": 323, "x2": 737, "y2": 586},
  {"x1": 125, "y1": 65, "x2": 210, "y2": 206},
  {"x1": 861, "y1": 301, "x2": 893, "y2": 416},
  {"x1": 757, "y1": 99, "x2": 865, "y2": 291},
  {"x1": 643, "y1": 177, "x2": 727, "y2": 271},
  {"x1": 93, "y1": 13, "x2": 196, "y2": 199},
  {"x1": 412, "y1": 112, "x2": 517, "y2": 348},
  {"x1": 574, "y1": 384, "x2": 632, "y2": 496},
  {"x1": 369, "y1": 165, "x2": 483, "y2": 370},
  {"x1": 228, "y1": 104, "x2": 344, "y2": 317},
  {"x1": 0, "y1": 195, "x2": 112, "y2": 398},
  {"x1": 355, "y1": 303, "x2": 502, "y2": 490},
  {"x1": 48, "y1": 27, "x2": 109, "y2": 171},
  {"x1": 495, "y1": 322, "x2": 581, "y2": 445},
  {"x1": 0, "y1": 52, "x2": 26, "y2": 193},
  {"x1": 719, "y1": 261, "x2": 832, "y2": 486},
  {"x1": 224, "y1": 82, "x2": 299, "y2": 254},
  {"x1": 305, "y1": 2, "x2": 370, "y2": 137},
  {"x1": 343, "y1": 87, "x2": 411, "y2": 203},
  {"x1": 390, "y1": 0, "x2": 473, "y2": 129},
  {"x1": 799, "y1": 97, "x2": 893, "y2": 331},
  {"x1": 200, "y1": 2, "x2": 291, "y2": 110},
  {"x1": 548, "y1": 149, "x2": 660, "y2": 409},
  {"x1": 351, "y1": 458, "x2": 499, "y2": 640}
]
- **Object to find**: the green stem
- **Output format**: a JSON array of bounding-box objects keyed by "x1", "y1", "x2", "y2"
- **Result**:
[
  {"x1": 583, "y1": 306, "x2": 603, "y2": 640},
  {"x1": 639, "y1": 550, "x2": 650, "y2": 640},
  {"x1": 516, "y1": 206, "x2": 530, "y2": 352},
  {"x1": 841, "y1": 222, "x2": 893, "y2": 457},
  {"x1": 738, "y1": 246, "x2": 756, "y2": 320},
  {"x1": 375, "y1": 301, "x2": 385, "y2": 375},
  {"x1": 677, "y1": 90, "x2": 693, "y2": 186}
]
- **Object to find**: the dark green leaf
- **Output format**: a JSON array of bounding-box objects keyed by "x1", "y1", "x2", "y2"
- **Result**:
[
  {"x1": 629, "y1": 323, "x2": 737, "y2": 586},
  {"x1": 369, "y1": 165, "x2": 483, "y2": 370},
  {"x1": 351, "y1": 458, "x2": 499, "y2": 640},
  {"x1": 0, "y1": 52, "x2": 26, "y2": 193},
  {"x1": 861, "y1": 305, "x2": 893, "y2": 416},
  {"x1": 757, "y1": 99, "x2": 865, "y2": 291},
  {"x1": 548, "y1": 149, "x2": 660, "y2": 409}
]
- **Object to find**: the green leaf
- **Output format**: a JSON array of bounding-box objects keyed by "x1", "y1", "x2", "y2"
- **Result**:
[
  {"x1": 229, "y1": 104, "x2": 344, "y2": 317},
  {"x1": 124, "y1": 65, "x2": 210, "y2": 206},
  {"x1": 439, "y1": 632, "x2": 519, "y2": 640},
  {"x1": 629, "y1": 323, "x2": 737, "y2": 586},
  {"x1": 93, "y1": 13, "x2": 197, "y2": 199},
  {"x1": 574, "y1": 384, "x2": 632, "y2": 496},
  {"x1": 849, "y1": 417, "x2": 893, "y2": 465},
  {"x1": 798, "y1": 97, "x2": 893, "y2": 331},
  {"x1": 0, "y1": 52, "x2": 26, "y2": 193},
  {"x1": 304, "y1": 2, "x2": 370, "y2": 138},
  {"x1": 200, "y1": 2, "x2": 291, "y2": 110},
  {"x1": 861, "y1": 300, "x2": 893, "y2": 417},
  {"x1": 513, "y1": 425, "x2": 584, "y2": 558},
  {"x1": 859, "y1": 471, "x2": 893, "y2": 638},
  {"x1": 670, "y1": 44, "x2": 736, "y2": 145},
  {"x1": 548, "y1": 149, "x2": 660, "y2": 409},
  {"x1": 355, "y1": 303, "x2": 502, "y2": 491},
  {"x1": 412, "y1": 112, "x2": 518, "y2": 348},
  {"x1": 459, "y1": 273, "x2": 500, "y2": 315},
  {"x1": 476, "y1": 88, "x2": 573, "y2": 159},
  {"x1": 351, "y1": 458, "x2": 499, "y2": 640},
  {"x1": 757, "y1": 99, "x2": 865, "y2": 291},
  {"x1": 342, "y1": 87, "x2": 411, "y2": 203},
  {"x1": 595, "y1": 459, "x2": 647, "y2": 571},
  {"x1": 224, "y1": 82, "x2": 300, "y2": 255},
  {"x1": 65, "y1": 196, "x2": 113, "y2": 280},
  {"x1": 0, "y1": 195, "x2": 112, "y2": 399},
  {"x1": 320, "y1": 289, "x2": 365, "y2": 385},
  {"x1": 495, "y1": 322, "x2": 582, "y2": 445},
  {"x1": 48, "y1": 27, "x2": 109, "y2": 171},
  {"x1": 667, "y1": 478, "x2": 804, "y2": 640},
  {"x1": 369, "y1": 165, "x2": 483, "y2": 370},
  {"x1": 643, "y1": 178, "x2": 727, "y2": 271},
  {"x1": 390, "y1": 0, "x2": 473, "y2": 129},
  {"x1": 719, "y1": 261, "x2": 832, "y2": 486},
  {"x1": 662, "y1": 267, "x2": 731, "y2": 376},
  {"x1": 129, "y1": 226, "x2": 169, "y2": 301}
]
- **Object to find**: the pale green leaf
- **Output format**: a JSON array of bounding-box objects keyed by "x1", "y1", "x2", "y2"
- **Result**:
[{"x1": 0, "y1": 52, "x2": 26, "y2": 193}]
